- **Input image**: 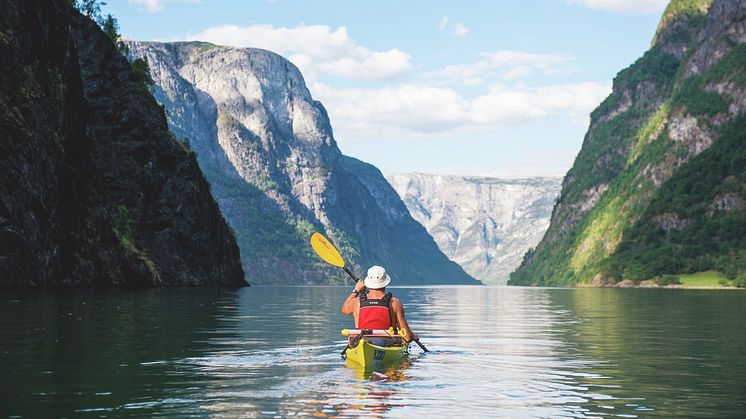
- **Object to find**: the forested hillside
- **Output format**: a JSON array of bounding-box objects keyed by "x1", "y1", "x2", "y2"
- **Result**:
[{"x1": 510, "y1": 0, "x2": 746, "y2": 286}]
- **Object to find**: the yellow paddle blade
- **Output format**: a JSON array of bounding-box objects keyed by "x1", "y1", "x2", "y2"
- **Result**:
[{"x1": 310, "y1": 232, "x2": 345, "y2": 268}]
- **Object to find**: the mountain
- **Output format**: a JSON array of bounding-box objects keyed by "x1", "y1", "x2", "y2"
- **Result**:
[
  {"x1": 0, "y1": 0, "x2": 245, "y2": 287},
  {"x1": 510, "y1": 0, "x2": 746, "y2": 286},
  {"x1": 127, "y1": 41, "x2": 478, "y2": 285},
  {"x1": 388, "y1": 174, "x2": 561, "y2": 284}
]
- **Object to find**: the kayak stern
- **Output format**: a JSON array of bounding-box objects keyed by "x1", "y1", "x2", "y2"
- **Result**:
[{"x1": 344, "y1": 338, "x2": 408, "y2": 369}]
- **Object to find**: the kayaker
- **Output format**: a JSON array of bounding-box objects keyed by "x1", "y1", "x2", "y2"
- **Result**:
[{"x1": 341, "y1": 265, "x2": 418, "y2": 343}]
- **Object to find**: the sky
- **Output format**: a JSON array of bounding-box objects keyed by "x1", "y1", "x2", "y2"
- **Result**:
[{"x1": 104, "y1": 0, "x2": 669, "y2": 178}]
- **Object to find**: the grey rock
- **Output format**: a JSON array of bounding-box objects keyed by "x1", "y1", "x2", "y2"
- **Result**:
[
  {"x1": 388, "y1": 174, "x2": 561, "y2": 284},
  {"x1": 128, "y1": 41, "x2": 477, "y2": 285},
  {"x1": 0, "y1": 0, "x2": 245, "y2": 287}
]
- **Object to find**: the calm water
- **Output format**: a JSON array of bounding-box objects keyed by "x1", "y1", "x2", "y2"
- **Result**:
[{"x1": 1, "y1": 286, "x2": 745, "y2": 417}]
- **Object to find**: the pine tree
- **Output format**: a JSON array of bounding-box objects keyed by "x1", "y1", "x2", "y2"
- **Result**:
[
  {"x1": 75, "y1": 0, "x2": 108, "y2": 23},
  {"x1": 101, "y1": 14, "x2": 118, "y2": 43},
  {"x1": 100, "y1": 14, "x2": 129, "y2": 55},
  {"x1": 132, "y1": 57, "x2": 155, "y2": 87}
]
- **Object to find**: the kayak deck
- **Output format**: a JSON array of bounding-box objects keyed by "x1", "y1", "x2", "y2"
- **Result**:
[{"x1": 344, "y1": 337, "x2": 408, "y2": 369}]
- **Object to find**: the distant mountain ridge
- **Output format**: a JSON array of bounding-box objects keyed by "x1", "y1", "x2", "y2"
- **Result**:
[
  {"x1": 511, "y1": 0, "x2": 746, "y2": 286},
  {"x1": 388, "y1": 174, "x2": 561, "y2": 284},
  {"x1": 128, "y1": 41, "x2": 478, "y2": 285}
]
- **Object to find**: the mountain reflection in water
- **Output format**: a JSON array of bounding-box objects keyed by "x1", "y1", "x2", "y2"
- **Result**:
[{"x1": 1, "y1": 286, "x2": 745, "y2": 417}]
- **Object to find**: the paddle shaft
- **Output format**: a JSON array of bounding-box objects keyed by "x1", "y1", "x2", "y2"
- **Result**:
[
  {"x1": 341, "y1": 332, "x2": 366, "y2": 357},
  {"x1": 413, "y1": 339, "x2": 429, "y2": 352},
  {"x1": 343, "y1": 266, "x2": 361, "y2": 282}
]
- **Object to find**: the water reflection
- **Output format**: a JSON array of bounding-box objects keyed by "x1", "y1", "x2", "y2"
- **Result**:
[
  {"x1": 345, "y1": 358, "x2": 411, "y2": 381},
  {"x1": 0, "y1": 288, "x2": 242, "y2": 417},
  {"x1": 2, "y1": 286, "x2": 745, "y2": 417},
  {"x1": 396, "y1": 286, "x2": 609, "y2": 417},
  {"x1": 331, "y1": 360, "x2": 410, "y2": 416},
  {"x1": 550, "y1": 288, "x2": 746, "y2": 417},
  {"x1": 171, "y1": 286, "x2": 611, "y2": 417}
]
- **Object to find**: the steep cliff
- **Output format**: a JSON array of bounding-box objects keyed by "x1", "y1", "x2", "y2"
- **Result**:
[
  {"x1": 388, "y1": 174, "x2": 561, "y2": 284},
  {"x1": 0, "y1": 0, "x2": 245, "y2": 287},
  {"x1": 510, "y1": 0, "x2": 746, "y2": 286},
  {"x1": 128, "y1": 41, "x2": 477, "y2": 285}
]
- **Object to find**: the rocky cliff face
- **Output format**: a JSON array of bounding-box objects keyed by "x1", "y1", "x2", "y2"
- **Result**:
[
  {"x1": 128, "y1": 41, "x2": 477, "y2": 285},
  {"x1": 510, "y1": 0, "x2": 746, "y2": 286},
  {"x1": 0, "y1": 0, "x2": 245, "y2": 287},
  {"x1": 388, "y1": 174, "x2": 561, "y2": 284}
]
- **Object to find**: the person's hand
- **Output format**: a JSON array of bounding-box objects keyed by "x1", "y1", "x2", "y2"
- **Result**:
[
  {"x1": 354, "y1": 280, "x2": 366, "y2": 293},
  {"x1": 404, "y1": 331, "x2": 418, "y2": 343}
]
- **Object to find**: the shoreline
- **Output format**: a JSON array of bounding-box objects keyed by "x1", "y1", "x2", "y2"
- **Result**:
[
  {"x1": 575, "y1": 271, "x2": 744, "y2": 290},
  {"x1": 576, "y1": 281, "x2": 742, "y2": 290}
]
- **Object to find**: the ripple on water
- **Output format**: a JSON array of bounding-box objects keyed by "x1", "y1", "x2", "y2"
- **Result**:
[{"x1": 2, "y1": 286, "x2": 745, "y2": 417}]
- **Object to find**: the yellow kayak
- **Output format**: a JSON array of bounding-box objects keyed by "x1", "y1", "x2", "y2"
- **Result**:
[{"x1": 342, "y1": 328, "x2": 408, "y2": 369}]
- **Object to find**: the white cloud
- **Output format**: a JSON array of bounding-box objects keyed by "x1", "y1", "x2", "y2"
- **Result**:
[
  {"x1": 472, "y1": 82, "x2": 612, "y2": 126},
  {"x1": 129, "y1": 0, "x2": 200, "y2": 13},
  {"x1": 438, "y1": 16, "x2": 449, "y2": 30},
  {"x1": 433, "y1": 50, "x2": 575, "y2": 85},
  {"x1": 314, "y1": 84, "x2": 468, "y2": 133},
  {"x1": 185, "y1": 24, "x2": 412, "y2": 81},
  {"x1": 312, "y1": 80, "x2": 611, "y2": 141},
  {"x1": 567, "y1": 0, "x2": 668, "y2": 14},
  {"x1": 437, "y1": 16, "x2": 469, "y2": 37},
  {"x1": 130, "y1": 0, "x2": 163, "y2": 12},
  {"x1": 452, "y1": 23, "x2": 469, "y2": 37}
]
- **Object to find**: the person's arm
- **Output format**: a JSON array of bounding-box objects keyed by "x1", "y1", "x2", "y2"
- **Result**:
[
  {"x1": 391, "y1": 298, "x2": 418, "y2": 342},
  {"x1": 341, "y1": 281, "x2": 365, "y2": 315}
]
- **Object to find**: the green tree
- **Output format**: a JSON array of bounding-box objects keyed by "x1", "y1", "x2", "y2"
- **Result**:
[
  {"x1": 69, "y1": 0, "x2": 152, "y2": 90},
  {"x1": 100, "y1": 13, "x2": 118, "y2": 43},
  {"x1": 131, "y1": 57, "x2": 155, "y2": 87},
  {"x1": 521, "y1": 247, "x2": 534, "y2": 265},
  {"x1": 74, "y1": 0, "x2": 107, "y2": 23},
  {"x1": 100, "y1": 14, "x2": 129, "y2": 55},
  {"x1": 655, "y1": 274, "x2": 682, "y2": 286}
]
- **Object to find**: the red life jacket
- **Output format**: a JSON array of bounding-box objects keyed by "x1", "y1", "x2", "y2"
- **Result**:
[{"x1": 358, "y1": 291, "x2": 393, "y2": 329}]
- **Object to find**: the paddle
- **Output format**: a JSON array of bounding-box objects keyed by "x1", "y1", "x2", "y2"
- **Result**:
[
  {"x1": 310, "y1": 231, "x2": 360, "y2": 283},
  {"x1": 413, "y1": 339, "x2": 429, "y2": 352},
  {"x1": 310, "y1": 231, "x2": 430, "y2": 352}
]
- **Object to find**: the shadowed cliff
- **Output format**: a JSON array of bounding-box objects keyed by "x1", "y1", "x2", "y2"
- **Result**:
[{"x1": 0, "y1": 0, "x2": 246, "y2": 287}]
